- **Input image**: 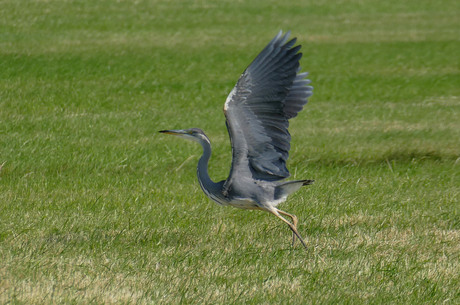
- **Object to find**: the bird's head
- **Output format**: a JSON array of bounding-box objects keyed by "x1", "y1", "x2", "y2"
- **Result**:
[{"x1": 159, "y1": 128, "x2": 210, "y2": 144}]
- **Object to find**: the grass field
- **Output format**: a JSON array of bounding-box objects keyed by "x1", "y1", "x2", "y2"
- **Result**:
[{"x1": 1, "y1": 0, "x2": 459, "y2": 303}]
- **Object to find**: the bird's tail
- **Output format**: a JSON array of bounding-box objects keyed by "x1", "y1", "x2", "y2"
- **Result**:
[
  {"x1": 274, "y1": 179, "x2": 314, "y2": 201},
  {"x1": 301, "y1": 179, "x2": 315, "y2": 186}
]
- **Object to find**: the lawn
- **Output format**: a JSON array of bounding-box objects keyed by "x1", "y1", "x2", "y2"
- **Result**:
[{"x1": 0, "y1": 0, "x2": 459, "y2": 303}]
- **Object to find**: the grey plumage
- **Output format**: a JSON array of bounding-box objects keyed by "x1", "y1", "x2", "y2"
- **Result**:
[{"x1": 160, "y1": 31, "x2": 313, "y2": 250}]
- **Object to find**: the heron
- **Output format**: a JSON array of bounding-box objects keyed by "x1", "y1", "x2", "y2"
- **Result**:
[{"x1": 160, "y1": 31, "x2": 313, "y2": 250}]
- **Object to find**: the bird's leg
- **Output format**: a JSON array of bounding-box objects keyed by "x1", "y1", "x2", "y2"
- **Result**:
[
  {"x1": 269, "y1": 209, "x2": 307, "y2": 250},
  {"x1": 276, "y1": 209, "x2": 298, "y2": 246}
]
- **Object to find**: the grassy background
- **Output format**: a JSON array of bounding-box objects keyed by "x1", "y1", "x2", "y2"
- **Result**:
[{"x1": 1, "y1": 0, "x2": 459, "y2": 303}]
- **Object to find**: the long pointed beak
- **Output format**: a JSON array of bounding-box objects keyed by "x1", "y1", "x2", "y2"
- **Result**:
[
  {"x1": 159, "y1": 129, "x2": 182, "y2": 135},
  {"x1": 159, "y1": 129, "x2": 190, "y2": 137}
]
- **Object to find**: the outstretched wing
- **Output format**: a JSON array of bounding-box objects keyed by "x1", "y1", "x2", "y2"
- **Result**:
[{"x1": 223, "y1": 31, "x2": 313, "y2": 187}]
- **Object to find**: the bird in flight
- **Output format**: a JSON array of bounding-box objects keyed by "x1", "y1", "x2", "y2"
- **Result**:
[{"x1": 160, "y1": 31, "x2": 313, "y2": 250}]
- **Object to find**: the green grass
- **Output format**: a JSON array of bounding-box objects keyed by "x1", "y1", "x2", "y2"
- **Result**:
[{"x1": 1, "y1": 0, "x2": 459, "y2": 303}]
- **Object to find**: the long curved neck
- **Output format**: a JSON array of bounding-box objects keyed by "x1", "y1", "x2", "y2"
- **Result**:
[
  {"x1": 196, "y1": 138, "x2": 222, "y2": 198},
  {"x1": 197, "y1": 138, "x2": 215, "y2": 186}
]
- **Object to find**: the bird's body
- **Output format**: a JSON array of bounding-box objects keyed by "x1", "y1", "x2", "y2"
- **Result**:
[{"x1": 160, "y1": 31, "x2": 313, "y2": 249}]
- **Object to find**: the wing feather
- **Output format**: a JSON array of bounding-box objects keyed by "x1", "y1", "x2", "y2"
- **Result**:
[{"x1": 223, "y1": 31, "x2": 313, "y2": 188}]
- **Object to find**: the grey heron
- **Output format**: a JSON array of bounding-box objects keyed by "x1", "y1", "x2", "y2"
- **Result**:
[{"x1": 160, "y1": 31, "x2": 313, "y2": 250}]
